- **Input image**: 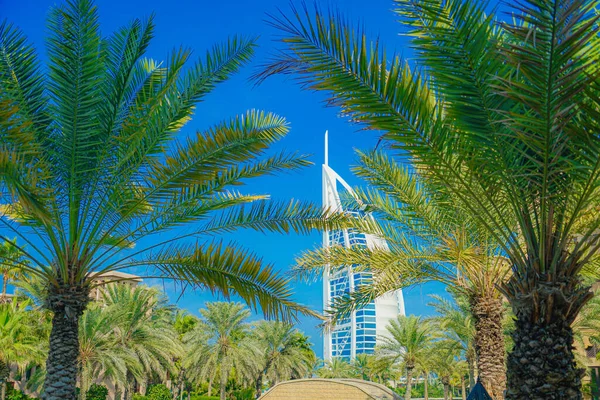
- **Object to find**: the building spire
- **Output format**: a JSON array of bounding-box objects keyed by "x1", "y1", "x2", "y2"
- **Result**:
[{"x1": 324, "y1": 130, "x2": 329, "y2": 166}]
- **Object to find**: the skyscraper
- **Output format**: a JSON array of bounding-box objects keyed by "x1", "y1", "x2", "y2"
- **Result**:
[{"x1": 322, "y1": 131, "x2": 406, "y2": 361}]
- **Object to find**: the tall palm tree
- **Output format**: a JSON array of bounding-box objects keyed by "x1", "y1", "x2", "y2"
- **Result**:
[
  {"x1": 0, "y1": 239, "x2": 26, "y2": 299},
  {"x1": 377, "y1": 316, "x2": 432, "y2": 400},
  {"x1": 250, "y1": 321, "x2": 315, "y2": 398},
  {"x1": 184, "y1": 302, "x2": 254, "y2": 400},
  {"x1": 259, "y1": 0, "x2": 600, "y2": 398},
  {"x1": 293, "y1": 152, "x2": 508, "y2": 397},
  {"x1": 0, "y1": 0, "x2": 349, "y2": 397}
]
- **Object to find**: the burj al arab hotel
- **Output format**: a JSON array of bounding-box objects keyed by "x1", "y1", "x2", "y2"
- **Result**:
[{"x1": 322, "y1": 131, "x2": 406, "y2": 361}]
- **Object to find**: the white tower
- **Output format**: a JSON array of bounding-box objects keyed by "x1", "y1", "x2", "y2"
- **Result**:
[{"x1": 322, "y1": 131, "x2": 405, "y2": 361}]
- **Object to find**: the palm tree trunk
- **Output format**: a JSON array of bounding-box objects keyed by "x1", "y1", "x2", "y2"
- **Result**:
[
  {"x1": 506, "y1": 315, "x2": 583, "y2": 400},
  {"x1": 208, "y1": 375, "x2": 213, "y2": 397},
  {"x1": 1, "y1": 382, "x2": 6, "y2": 400},
  {"x1": 41, "y1": 288, "x2": 88, "y2": 400},
  {"x1": 177, "y1": 367, "x2": 186, "y2": 400},
  {"x1": 423, "y1": 374, "x2": 428, "y2": 400},
  {"x1": 461, "y1": 376, "x2": 466, "y2": 400},
  {"x1": 472, "y1": 295, "x2": 506, "y2": 400},
  {"x1": 466, "y1": 354, "x2": 475, "y2": 391},
  {"x1": 503, "y1": 274, "x2": 591, "y2": 400},
  {"x1": 220, "y1": 370, "x2": 228, "y2": 400},
  {"x1": 442, "y1": 378, "x2": 450, "y2": 400},
  {"x1": 255, "y1": 372, "x2": 264, "y2": 399},
  {"x1": 404, "y1": 365, "x2": 414, "y2": 400}
]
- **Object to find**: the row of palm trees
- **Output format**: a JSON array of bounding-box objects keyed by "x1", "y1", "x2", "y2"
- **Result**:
[{"x1": 0, "y1": 280, "x2": 316, "y2": 400}]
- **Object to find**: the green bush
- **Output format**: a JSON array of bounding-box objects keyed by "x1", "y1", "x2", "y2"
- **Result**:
[
  {"x1": 146, "y1": 384, "x2": 171, "y2": 400},
  {"x1": 132, "y1": 394, "x2": 147, "y2": 400},
  {"x1": 86, "y1": 384, "x2": 108, "y2": 400}
]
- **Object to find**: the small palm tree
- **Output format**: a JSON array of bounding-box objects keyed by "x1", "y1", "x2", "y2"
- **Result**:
[
  {"x1": 0, "y1": 299, "x2": 42, "y2": 400},
  {"x1": 429, "y1": 295, "x2": 476, "y2": 390},
  {"x1": 101, "y1": 284, "x2": 181, "y2": 399},
  {"x1": 250, "y1": 321, "x2": 315, "y2": 398},
  {"x1": 259, "y1": 0, "x2": 600, "y2": 397},
  {"x1": 377, "y1": 316, "x2": 432, "y2": 400},
  {"x1": 184, "y1": 302, "x2": 254, "y2": 400},
  {"x1": 0, "y1": 0, "x2": 347, "y2": 397},
  {"x1": 316, "y1": 358, "x2": 353, "y2": 379},
  {"x1": 78, "y1": 305, "x2": 129, "y2": 400},
  {"x1": 351, "y1": 354, "x2": 374, "y2": 381},
  {"x1": 429, "y1": 344, "x2": 462, "y2": 400}
]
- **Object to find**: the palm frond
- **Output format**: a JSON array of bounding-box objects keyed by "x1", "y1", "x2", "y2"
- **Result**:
[{"x1": 143, "y1": 241, "x2": 320, "y2": 322}]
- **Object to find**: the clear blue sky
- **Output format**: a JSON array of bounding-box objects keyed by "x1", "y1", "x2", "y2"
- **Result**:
[{"x1": 2, "y1": 0, "x2": 449, "y2": 357}]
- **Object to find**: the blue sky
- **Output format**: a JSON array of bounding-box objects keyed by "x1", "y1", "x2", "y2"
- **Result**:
[{"x1": 2, "y1": 0, "x2": 449, "y2": 357}]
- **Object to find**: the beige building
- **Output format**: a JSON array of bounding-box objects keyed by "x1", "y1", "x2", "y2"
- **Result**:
[
  {"x1": 259, "y1": 379, "x2": 400, "y2": 400},
  {"x1": 89, "y1": 270, "x2": 142, "y2": 301}
]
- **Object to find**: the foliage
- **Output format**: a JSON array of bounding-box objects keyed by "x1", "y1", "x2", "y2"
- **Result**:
[
  {"x1": 0, "y1": 0, "x2": 362, "y2": 395},
  {"x1": 249, "y1": 320, "x2": 315, "y2": 392},
  {"x1": 316, "y1": 358, "x2": 353, "y2": 379},
  {"x1": 5, "y1": 387, "x2": 34, "y2": 400},
  {"x1": 146, "y1": 384, "x2": 171, "y2": 400},
  {"x1": 85, "y1": 384, "x2": 108, "y2": 400},
  {"x1": 184, "y1": 302, "x2": 254, "y2": 399},
  {"x1": 259, "y1": 0, "x2": 600, "y2": 397}
]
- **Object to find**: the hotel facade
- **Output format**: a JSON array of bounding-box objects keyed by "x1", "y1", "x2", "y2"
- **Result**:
[{"x1": 322, "y1": 132, "x2": 405, "y2": 361}]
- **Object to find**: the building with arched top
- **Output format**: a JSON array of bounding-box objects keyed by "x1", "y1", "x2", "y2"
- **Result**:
[{"x1": 322, "y1": 131, "x2": 405, "y2": 361}]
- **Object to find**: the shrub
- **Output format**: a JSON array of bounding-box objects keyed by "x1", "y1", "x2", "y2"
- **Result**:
[
  {"x1": 233, "y1": 388, "x2": 254, "y2": 400},
  {"x1": 5, "y1": 386, "x2": 34, "y2": 400},
  {"x1": 132, "y1": 395, "x2": 148, "y2": 400},
  {"x1": 190, "y1": 396, "x2": 219, "y2": 400},
  {"x1": 86, "y1": 384, "x2": 108, "y2": 400},
  {"x1": 147, "y1": 384, "x2": 171, "y2": 400}
]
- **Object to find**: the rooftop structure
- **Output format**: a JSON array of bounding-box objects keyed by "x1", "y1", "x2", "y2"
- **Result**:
[{"x1": 259, "y1": 379, "x2": 400, "y2": 400}]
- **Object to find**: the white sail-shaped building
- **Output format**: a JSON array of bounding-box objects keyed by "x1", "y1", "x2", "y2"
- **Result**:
[{"x1": 322, "y1": 131, "x2": 405, "y2": 361}]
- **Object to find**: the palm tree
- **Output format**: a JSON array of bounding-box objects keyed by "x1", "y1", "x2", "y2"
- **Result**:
[
  {"x1": 250, "y1": 321, "x2": 315, "y2": 398},
  {"x1": 101, "y1": 284, "x2": 181, "y2": 399},
  {"x1": 259, "y1": 0, "x2": 600, "y2": 398},
  {"x1": 429, "y1": 344, "x2": 463, "y2": 400},
  {"x1": 316, "y1": 358, "x2": 353, "y2": 379},
  {"x1": 377, "y1": 316, "x2": 432, "y2": 400},
  {"x1": 0, "y1": 0, "x2": 349, "y2": 397},
  {"x1": 78, "y1": 305, "x2": 129, "y2": 400},
  {"x1": 0, "y1": 299, "x2": 42, "y2": 400},
  {"x1": 293, "y1": 152, "x2": 508, "y2": 397},
  {"x1": 351, "y1": 354, "x2": 374, "y2": 381},
  {"x1": 0, "y1": 239, "x2": 26, "y2": 300},
  {"x1": 429, "y1": 295, "x2": 476, "y2": 390},
  {"x1": 184, "y1": 302, "x2": 254, "y2": 400}
]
